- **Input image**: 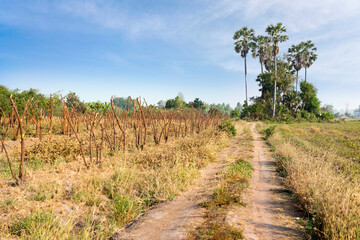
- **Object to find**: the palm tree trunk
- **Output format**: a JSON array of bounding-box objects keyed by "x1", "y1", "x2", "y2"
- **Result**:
[
  {"x1": 305, "y1": 67, "x2": 307, "y2": 82},
  {"x1": 272, "y1": 55, "x2": 277, "y2": 118},
  {"x1": 244, "y1": 55, "x2": 248, "y2": 106},
  {"x1": 296, "y1": 70, "x2": 299, "y2": 93},
  {"x1": 260, "y1": 61, "x2": 264, "y2": 74}
]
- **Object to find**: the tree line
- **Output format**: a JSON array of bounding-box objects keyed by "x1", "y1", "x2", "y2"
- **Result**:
[
  {"x1": 233, "y1": 23, "x2": 331, "y2": 121},
  {"x1": 0, "y1": 86, "x2": 243, "y2": 118},
  {"x1": 157, "y1": 93, "x2": 242, "y2": 116}
]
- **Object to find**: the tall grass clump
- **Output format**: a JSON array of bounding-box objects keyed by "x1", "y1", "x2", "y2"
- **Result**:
[{"x1": 8, "y1": 211, "x2": 72, "y2": 239}]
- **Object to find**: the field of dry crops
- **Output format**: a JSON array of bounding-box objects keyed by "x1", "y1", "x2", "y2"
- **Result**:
[
  {"x1": 4, "y1": 95, "x2": 359, "y2": 240},
  {"x1": 0, "y1": 97, "x2": 233, "y2": 239},
  {"x1": 258, "y1": 120, "x2": 360, "y2": 239},
  {"x1": 0, "y1": 126, "x2": 230, "y2": 239}
]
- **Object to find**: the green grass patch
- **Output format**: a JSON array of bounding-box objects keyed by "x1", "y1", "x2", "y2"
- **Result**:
[
  {"x1": 8, "y1": 211, "x2": 69, "y2": 239},
  {"x1": 225, "y1": 160, "x2": 253, "y2": 188},
  {"x1": 188, "y1": 221, "x2": 243, "y2": 240}
]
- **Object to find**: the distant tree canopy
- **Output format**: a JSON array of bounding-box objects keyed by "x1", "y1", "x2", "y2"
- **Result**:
[
  {"x1": 88, "y1": 101, "x2": 109, "y2": 112},
  {"x1": 177, "y1": 92, "x2": 185, "y2": 101},
  {"x1": 1, "y1": 80, "x2": 337, "y2": 123},
  {"x1": 157, "y1": 100, "x2": 166, "y2": 109},
  {"x1": 165, "y1": 96, "x2": 185, "y2": 109},
  {"x1": 65, "y1": 92, "x2": 87, "y2": 113},
  {"x1": 0, "y1": 85, "x2": 13, "y2": 115},
  {"x1": 111, "y1": 96, "x2": 141, "y2": 112},
  {"x1": 159, "y1": 96, "x2": 239, "y2": 115},
  {"x1": 0, "y1": 86, "x2": 242, "y2": 119},
  {"x1": 321, "y1": 104, "x2": 334, "y2": 114},
  {"x1": 208, "y1": 103, "x2": 232, "y2": 114},
  {"x1": 188, "y1": 98, "x2": 205, "y2": 109},
  {"x1": 112, "y1": 96, "x2": 132, "y2": 109},
  {"x1": 0, "y1": 85, "x2": 62, "y2": 116}
]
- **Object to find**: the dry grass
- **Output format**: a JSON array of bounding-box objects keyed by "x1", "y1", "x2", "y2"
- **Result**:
[
  {"x1": 0, "y1": 125, "x2": 230, "y2": 239},
  {"x1": 293, "y1": 128, "x2": 306, "y2": 134},
  {"x1": 309, "y1": 126, "x2": 320, "y2": 133},
  {"x1": 266, "y1": 121, "x2": 360, "y2": 239},
  {"x1": 278, "y1": 125, "x2": 291, "y2": 133}
]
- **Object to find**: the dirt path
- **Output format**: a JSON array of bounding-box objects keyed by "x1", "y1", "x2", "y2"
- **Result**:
[
  {"x1": 110, "y1": 131, "x2": 243, "y2": 240},
  {"x1": 227, "y1": 124, "x2": 305, "y2": 240},
  {"x1": 110, "y1": 123, "x2": 305, "y2": 240}
]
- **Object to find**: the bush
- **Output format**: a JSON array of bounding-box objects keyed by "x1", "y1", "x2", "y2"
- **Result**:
[
  {"x1": 264, "y1": 126, "x2": 276, "y2": 139},
  {"x1": 281, "y1": 114, "x2": 294, "y2": 124},
  {"x1": 240, "y1": 101, "x2": 271, "y2": 120},
  {"x1": 230, "y1": 109, "x2": 240, "y2": 118},
  {"x1": 218, "y1": 120, "x2": 236, "y2": 136},
  {"x1": 317, "y1": 111, "x2": 335, "y2": 121},
  {"x1": 300, "y1": 110, "x2": 317, "y2": 121}
]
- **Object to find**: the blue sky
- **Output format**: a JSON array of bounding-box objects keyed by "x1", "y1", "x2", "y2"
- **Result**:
[{"x1": 0, "y1": 0, "x2": 359, "y2": 110}]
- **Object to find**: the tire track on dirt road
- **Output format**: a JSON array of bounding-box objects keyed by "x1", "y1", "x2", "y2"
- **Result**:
[
  {"x1": 110, "y1": 127, "x2": 244, "y2": 240},
  {"x1": 228, "y1": 124, "x2": 305, "y2": 240}
]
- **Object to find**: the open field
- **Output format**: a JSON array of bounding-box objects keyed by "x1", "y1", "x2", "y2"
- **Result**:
[
  {"x1": 0, "y1": 129, "x2": 229, "y2": 239},
  {"x1": 0, "y1": 100, "x2": 233, "y2": 239},
  {"x1": 3, "y1": 91, "x2": 357, "y2": 239},
  {"x1": 258, "y1": 120, "x2": 360, "y2": 239},
  {"x1": 1, "y1": 1, "x2": 359, "y2": 239},
  {"x1": 1, "y1": 107, "x2": 309, "y2": 240}
]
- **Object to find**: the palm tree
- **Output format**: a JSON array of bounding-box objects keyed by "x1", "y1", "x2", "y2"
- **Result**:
[
  {"x1": 263, "y1": 45, "x2": 275, "y2": 72},
  {"x1": 233, "y1": 27, "x2": 256, "y2": 106},
  {"x1": 287, "y1": 42, "x2": 306, "y2": 93},
  {"x1": 265, "y1": 23, "x2": 289, "y2": 118},
  {"x1": 303, "y1": 40, "x2": 317, "y2": 82},
  {"x1": 251, "y1": 35, "x2": 271, "y2": 74}
]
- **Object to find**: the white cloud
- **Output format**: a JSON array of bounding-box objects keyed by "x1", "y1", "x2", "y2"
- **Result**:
[{"x1": 55, "y1": 0, "x2": 167, "y2": 37}]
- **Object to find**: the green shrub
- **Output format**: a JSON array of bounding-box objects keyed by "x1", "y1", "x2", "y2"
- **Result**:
[
  {"x1": 317, "y1": 111, "x2": 335, "y2": 121},
  {"x1": 230, "y1": 109, "x2": 240, "y2": 118},
  {"x1": 281, "y1": 114, "x2": 294, "y2": 124},
  {"x1": 264, "y1": 125, "x2": 276, "y2": 139},
  {"x1": 218, "y1": 120, "x2": 236, "y2": 136}
]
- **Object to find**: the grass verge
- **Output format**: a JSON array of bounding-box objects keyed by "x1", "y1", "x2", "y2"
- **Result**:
[{"x1": 259, "y1": 121, "x2": 360, "y2": 239}]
